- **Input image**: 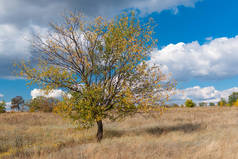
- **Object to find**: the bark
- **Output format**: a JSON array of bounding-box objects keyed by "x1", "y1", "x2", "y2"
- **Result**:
[{"x1": 96, "y1": 120, "x2": 103, "y2": 142}]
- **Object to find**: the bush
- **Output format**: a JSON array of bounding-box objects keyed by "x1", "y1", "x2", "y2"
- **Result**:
[
  {"x1": 26, "y1": 96, "x2": 59, "y2": 112},
  {"x1": 209, "y1": 102, "x2": 215, "y2": 106},
  {"x1": 0, "y1": 101, "x2": 6, "y2": 113},
  {"x1": 199, "y1": 102, "x2": 207, "y2": 107},
  {"x1": 185, "y1": 99, "x2": 196, "y2": 108},
  {"x1": 172, "y1": 103, "x2": 179, "y2": 107},
  {"x1": 233, "y1": 99, "x2": 238, "y2": 107},
  {"x1": 228, "y1": 92, "x2": 238, "y2": 106},
  {"x1": 218, "y1": 98, "x2": 227, "y2": 107}
]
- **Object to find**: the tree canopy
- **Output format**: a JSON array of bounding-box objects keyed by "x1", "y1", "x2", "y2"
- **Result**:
[
  {"x1": 228, "y1": 92, "x2": 238, "y2": 106},
  {"x1": 11, "y1": 96, "x2": 24, "y2": 111},
  {"x1": 26, "y1": 96, "x2": 59, "y2": 112},
  {"x1": 185, "y1": 99, "x2": 196, "y2": 108},
  {"x1": 19, "y1": 12, "x2": 175, "y2": 141}
]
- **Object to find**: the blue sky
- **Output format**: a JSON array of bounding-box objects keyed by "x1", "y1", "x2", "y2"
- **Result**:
[{"x1": 1, "y1": 0, "x2": 238, "y2": 104}]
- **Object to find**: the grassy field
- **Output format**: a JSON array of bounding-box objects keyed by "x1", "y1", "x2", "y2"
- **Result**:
[{"x1": 1, "y1": 107, "x2": 238, "y2": 159}]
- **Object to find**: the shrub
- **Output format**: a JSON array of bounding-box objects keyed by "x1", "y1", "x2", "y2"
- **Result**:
[
  {"x1": 228, "y1": 92, "x2": 238, "y2": 106},
  {"x1": 0, "y1": 101, "x2": 6, "y2": 113},
  {"x1": 218, "y1": 98, "x2": 227, "y2": 107},
  {"x1": 172, "y1": 103, "x2": 179, "y2": 107},
  {"x1": 209, "y1": 102, "x2": 215, "y2": 106},
  {"x1": 185, "y1": 99, "x2": 196, "y2": 108},
  {"x1": 26, "y1": 96, "x2": 59, "y2": 112},
  {"x1": 199, "y1": 102, "x2": 207, "y2": 107},
  {"x1": 233, "y1": 99, "x2": 238, "y2": 107}
]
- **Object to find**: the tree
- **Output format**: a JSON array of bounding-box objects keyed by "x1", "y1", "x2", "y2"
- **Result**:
[
  {"x1": 171, "y1": 103, "x2": 179, "y2": 107},
  {"x1": 233, "y1": 99, "x2": 238, "y2": 107},
  {"x1": 18, "y1": 12, "x2": 174, "y2": 142},
  {"x1": 209, "y1": 102, "x2": 215, "y2": 106},
  {"x1": 0, "y1": 101, "x2": 6, "y2": 113},
  {"x1": 228, "y1": 92, "x2": 238, "y2": 106},
  {"x1": 26, "y1": 96, "x2": 59, "y2": 112},
  {"x1": 199, "y1": 102, "x2": 207, "y2": 107},
  {"x1": 218, "y1": 98, "x2": 227, "y2": 107},
  {"x1": 11, "y1": 96, "x2": 24, "y2": 111},
  {"x1": 185, "y1": 99, "x2": 196, "y2": 108}
]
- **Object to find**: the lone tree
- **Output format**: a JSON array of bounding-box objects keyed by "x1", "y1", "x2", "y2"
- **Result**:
[
  {"x1": 11, "y1": 96, "x2": 24, "y2": 111},
  {"x1": 19, "y1": 12, "x2": 174, "y2": 142}
]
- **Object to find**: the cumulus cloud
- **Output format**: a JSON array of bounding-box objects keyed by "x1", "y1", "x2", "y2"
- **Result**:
[
  {"x1": 5, "y1": 102, "x2": 11, "y2": 111},
  {"x1": 31, "y1": 89, "x2": 70, "y2": 99},
  {"x1": 205, "y1": 36, "x2": 213, "y2": 41},
  {"x1": 149, "y1": 36, "x2": 238, "y2": 80},
  {"x1": 171, "y1": 86, "x2": 238, "y2": 104},
  {"x1": 0, "y1": 0, "x2": 201, "y2": 79},
  {"x1": 0, "y1": 93, "x2": 3, "y2": 98},
  {"x1": 0, "y1": 24, "x2": 48, "y2": 79}
]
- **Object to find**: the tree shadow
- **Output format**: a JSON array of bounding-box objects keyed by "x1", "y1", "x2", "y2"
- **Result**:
[
  {"x1": 104, "y1": 123, "x2": 202, "y2": 139},
  {"x1": 104, "y1": 129, "x2": 125, "y2": 138},
  {"x1": 146, "y1": 123, "x2": 202, "y2": 136}
]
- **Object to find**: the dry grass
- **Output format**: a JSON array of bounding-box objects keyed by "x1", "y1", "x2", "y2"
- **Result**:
[{"x1": 1, "y1": 107, "x2": 238, "y2": 158}]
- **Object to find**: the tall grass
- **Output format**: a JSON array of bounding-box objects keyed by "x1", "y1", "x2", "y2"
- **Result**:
[{"x1": 1, "y1": 107, "x2": 238, "y2": 158}]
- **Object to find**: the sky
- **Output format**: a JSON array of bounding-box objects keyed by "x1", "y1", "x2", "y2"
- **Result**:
[{"x1": 1, "y1": 0, "x2": 238, "y2": 105}]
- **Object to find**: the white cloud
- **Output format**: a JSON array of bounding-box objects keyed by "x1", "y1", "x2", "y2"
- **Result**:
[
  {"x1": 131, "y1": 0, "x2": 200, "y2": 15},
  {"x1": 0, "y1": 93, "x2": 3, "y2": 98},
  {"x1": 31, "y1": 89, "x2": 70, "y2": 99},
  {"x1": 205, "y1": 36, "x2": 213, "y2": 41},
  {"x1": 149, "y1": 36, "x2": 238, "y2": 80},
  {"x1": 0, "y1": 24, "x2": 31, "y2": 57},
  {"x1": 0, "y1": 0, "x2": 201, "y2": 79},
  {"x1": 5, "y1": 102, "x2": 11, "y2": 111},
  {"x1": 171, "y1": 86, "x2": 238, "y2": 104},
  {"x1": 0, "y1": 24, "x2": 48, "y2": 78}
]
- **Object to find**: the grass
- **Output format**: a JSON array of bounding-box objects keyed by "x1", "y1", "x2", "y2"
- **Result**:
[{"x1": 1, "y1": 107, "x2": 238, "y2": 158}]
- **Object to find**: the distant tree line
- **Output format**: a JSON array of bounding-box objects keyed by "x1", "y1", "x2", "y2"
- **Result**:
[
  {"x1": 1, "y1": 91, "x2": 238, "y2": 114},
  {"x1": 167, "y1": 92, "x2": 238, "y2": 108},
  {"x1": 217, "y1": 92, "x2": 238, "y2": 107},
  {"x1": 0, "y1": 96, "x2": 59, "y2": 113}
]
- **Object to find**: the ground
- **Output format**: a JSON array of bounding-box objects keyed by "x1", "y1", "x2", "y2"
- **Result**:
[{"x1": 1, "y1": 107, "x2": 238, "y2": 159}]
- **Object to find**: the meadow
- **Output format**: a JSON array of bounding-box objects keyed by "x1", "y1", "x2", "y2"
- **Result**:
[{"x1": 1, "y1": 107, "x2": 238, "y2": 159}]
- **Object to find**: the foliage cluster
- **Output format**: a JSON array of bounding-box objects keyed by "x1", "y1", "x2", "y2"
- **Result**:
[
  {"x1": 26, "y1": 96, "x2": 59, "y2": 112},
  {"x1": 217, "y1": 92, "x2": 238, "y2": 107},
  {"x1": 0, "y1": 101, "x2": 6, "y2": 113},
  {"x1": 185, "y1": 99, "x2": 196, "y2": 108}
]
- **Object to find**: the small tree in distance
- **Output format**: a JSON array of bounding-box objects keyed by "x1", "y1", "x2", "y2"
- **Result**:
[
  {"x1": 0, "y1": 101, "x2": 6, "y2": 113},
  {"x1": 11, "y1": 96, "x2": 24, "y2": 111},
  {"x1": 228, "y1": 92, "x2": 238, "y2": 106},
  {"x1": 26, "y1": 96, "x2": 59, "y2": 112},
  {"x1": 218, "y1": 98, "x2": 227, "y2": 107},
  {"x1": 18, "y1": 12, "x2": 175, "y2": 142},
  {"x1": 199, "y1": 102, "x2": 207, "y2": 107},
  {"x1": 233, "y1": 99, "x2": 238, "y2": 107},
  {"x1": 209, "y1": 102, "x2": 215, "y2": 106},
  {"x1": 185, "y1": 99, "x2": 196, "y2": 108}
]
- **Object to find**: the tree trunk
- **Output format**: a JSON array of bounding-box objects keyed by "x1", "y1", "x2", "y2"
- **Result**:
[{"x1": 96, "y1": 120, "x2": 103, "y2": 142}]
